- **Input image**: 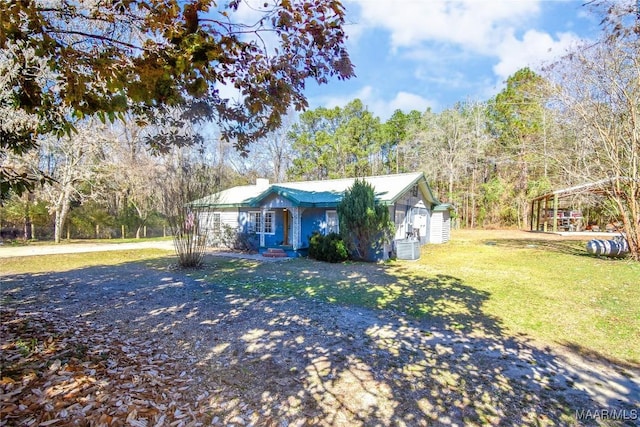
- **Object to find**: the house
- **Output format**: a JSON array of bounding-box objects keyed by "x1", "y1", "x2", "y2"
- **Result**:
[{"x1": 189, "y1": 172, "x2": 452, "y2": 259}]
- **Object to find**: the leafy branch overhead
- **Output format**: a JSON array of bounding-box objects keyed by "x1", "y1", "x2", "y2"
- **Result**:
[{"x1": 0, "y1": 0, "x2": 354, "y2": 196}]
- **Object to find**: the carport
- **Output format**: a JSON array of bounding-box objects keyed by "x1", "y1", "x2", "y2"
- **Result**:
[{"x1": 529, "y1": 179, "x2": 615, "y2": 233}]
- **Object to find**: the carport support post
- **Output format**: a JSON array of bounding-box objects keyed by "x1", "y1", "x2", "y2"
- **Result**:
[
  {"x1": 543, "y1": 197, "x2": 548, "y2": 232},
  {"x1": 530, "y1": 200, "x2": 535, "y2": 231},
  {"x1": 552, "y1": 194, "x2": 559, "y2": 233}
]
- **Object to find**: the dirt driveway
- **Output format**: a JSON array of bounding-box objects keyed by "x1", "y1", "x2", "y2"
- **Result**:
[{"x1": 1, "y1": 239, "x2": 639, "y2": 426}]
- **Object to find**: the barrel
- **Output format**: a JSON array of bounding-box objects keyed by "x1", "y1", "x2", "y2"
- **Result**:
[{"x1": 586, "y1": 238, "x2": 630, "y2": 257}]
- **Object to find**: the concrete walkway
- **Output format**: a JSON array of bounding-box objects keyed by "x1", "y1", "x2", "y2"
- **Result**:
[{"x1": 0, "y1": 240, "x2": 175, "y2": 258}]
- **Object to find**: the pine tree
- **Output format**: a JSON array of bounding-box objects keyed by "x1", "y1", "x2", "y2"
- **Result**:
[{"x1": 337, "y1": 179, "x2": 393, "y2": 261}]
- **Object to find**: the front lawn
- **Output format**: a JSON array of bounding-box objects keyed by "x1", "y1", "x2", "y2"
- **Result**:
[
  {"x1": 200, "y1": 230, "x2": 639, "y2": 365},
  {"x1": 2, "y1": 230, "x2": 637, "y2": 365}
]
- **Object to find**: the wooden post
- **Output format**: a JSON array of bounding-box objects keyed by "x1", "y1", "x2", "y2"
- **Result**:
[
  {"x1": 530, "y1": 200, "x2": 535, "y2": 231},
  {"x1": 121, "y1": 225, "x2": 126, "y2": 239},
  {"x1": 552, "y1": 194, "x2": 559, "y2": 233}
]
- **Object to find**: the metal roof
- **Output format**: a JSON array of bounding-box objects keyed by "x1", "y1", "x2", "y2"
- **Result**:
[
  {"x1": 530, "y1": 177, "x2": 629, "y2": 202},
  {"x1": 190, "y1": 172, "x2": 442, "y2": 209}
]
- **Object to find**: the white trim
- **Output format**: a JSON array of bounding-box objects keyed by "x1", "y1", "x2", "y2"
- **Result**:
[
  {"x1": 248, "y1": 211, "x2": 275, "y2": 235},
  {"x1": 326, "y1": 210, "x2": 339, "y2": 234}
]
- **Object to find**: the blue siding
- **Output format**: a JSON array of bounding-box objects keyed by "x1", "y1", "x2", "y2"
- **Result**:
[{"x1": 300, "y1": 208, "x2": 330, "y2": 247}]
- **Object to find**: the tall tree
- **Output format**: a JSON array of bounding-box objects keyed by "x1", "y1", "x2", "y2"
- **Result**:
[
  {"x1": 287, "y1": 106, "x2": 342, "y2": 180},
  {"x1": 39, "y1": 119, "x2": 104, "y2": 243},
  {"x1": 334, "y1": 99, "x2": 382, "y2": 177},
  {"x1": 245, "y1": 110, "x2": 296, "y2": 182},
  {"x1": 487, "y1": 67, "x2": 549, "y2": 228},
  {"x1": 545, "y1": 0, "x2": 640, "y2": 260},
  {"x1": 0, "y1": 0, "x2": 354, "y2": 199},
  {"x1": 288, "y1": 99, "x2": 381, "y2": 179},
  {"x1": 105, "y1": 118, "x2": 165, "y2": 239},
  {"x1": 380, "y1": 109, "x2": 421, "y2": 174}
]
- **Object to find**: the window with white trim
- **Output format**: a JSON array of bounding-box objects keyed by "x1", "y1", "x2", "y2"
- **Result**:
[
  {"x1": 248, "y1": 211, "x2": 275, "y2": 234},
  {"x1": 326, "y1": 210, "x2": 339, "y2": 234}
]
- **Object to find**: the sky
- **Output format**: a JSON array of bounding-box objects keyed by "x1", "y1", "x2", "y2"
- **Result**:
[{"x1": 300, "y1": 0, "x2": 604, "y2": 121}]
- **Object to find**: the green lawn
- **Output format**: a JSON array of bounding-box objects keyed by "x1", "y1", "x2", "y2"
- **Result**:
[
  {"x1": 0, "y1": 249, "x2": 173, "y2": 274},
  {"x1": 2, "y1": 230, "x2": 638, "y2": 365},
  {"x1": 418, "y1": 230, "x2": 640, "y2": 365},
  {"x1": 198, "y1": 230, "x2": 639, "y2": 365},
  {"x1": 2, "y1": 236, "x2": 172, "y2": 247}
]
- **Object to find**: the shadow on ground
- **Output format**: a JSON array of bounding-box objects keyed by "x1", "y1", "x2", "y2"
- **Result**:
[
  {"x1": 1, "y1": 256, "x2": 638, "y2": 426},
  {"x1": 484, "y1": 236, "x2": 635, "y2": 262},
  {"x1": 484, "y1": 238, "x2": 593, "y2": 257}
]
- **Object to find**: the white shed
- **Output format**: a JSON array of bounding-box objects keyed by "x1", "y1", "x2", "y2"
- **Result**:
[{"x1": 429, "y1": 204, "x2": 453, "y2": 244}]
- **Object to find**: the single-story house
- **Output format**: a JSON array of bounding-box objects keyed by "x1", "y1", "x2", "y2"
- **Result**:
[{"x1": 189, "y1": 172, "x2": 452, "y2": 259}]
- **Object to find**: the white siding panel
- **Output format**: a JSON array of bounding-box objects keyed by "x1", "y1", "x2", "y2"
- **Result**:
[
  {"x1": 441, "y1": 211, "x2": 451, "y2": 243},
  {"x1": 430, "y1": 212, "x2": 444, "y2": 244},
  {"x1": 198, "y1": 209, "x2": 240, "y2": 247}
]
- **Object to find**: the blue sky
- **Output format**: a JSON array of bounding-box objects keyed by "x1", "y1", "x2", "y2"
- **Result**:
[{"x1": 301, "y1": 0, "x2": 603, "y2": 120}]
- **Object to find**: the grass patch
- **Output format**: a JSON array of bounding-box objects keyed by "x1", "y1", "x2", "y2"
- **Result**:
[
  {"x1": 418, "y1": 230, "x2": 640, "y2": 365},
  {"x1": 0, "y1": 249, "x2": 173, "y2": 274},
  {"x1": 2, "y1": 236, "x2": 172, "y2": 247}
]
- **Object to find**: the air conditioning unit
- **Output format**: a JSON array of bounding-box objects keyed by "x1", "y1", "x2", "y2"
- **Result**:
[{"x1": 396, "y1": 239, "x2": 421, "y2": 260}]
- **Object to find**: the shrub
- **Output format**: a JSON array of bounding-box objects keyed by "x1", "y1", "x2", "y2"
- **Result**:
[
  {"x1": 220, "y1": 224, "x2": 259, "y2": 252},
  {"x1": 309, "y1": 231, "x2": 348, "y2": 263}
]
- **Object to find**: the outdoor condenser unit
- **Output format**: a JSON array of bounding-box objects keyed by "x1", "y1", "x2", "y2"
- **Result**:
[{"x1": 396, "y1": 239, "x2": 421, "y2": 260}]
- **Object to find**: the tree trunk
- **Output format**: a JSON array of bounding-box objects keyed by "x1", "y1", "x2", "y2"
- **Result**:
[
  {"x1": 23, "y1": 215, "x2": 32, "y2": 240},
  {"x1": 54, "y1": 196, "x2": 71, "y2": 244}
]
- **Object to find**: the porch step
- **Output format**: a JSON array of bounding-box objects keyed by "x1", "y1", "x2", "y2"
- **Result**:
[{"x1": 262, "y1": 248, "x2": 288, "y2": 258}]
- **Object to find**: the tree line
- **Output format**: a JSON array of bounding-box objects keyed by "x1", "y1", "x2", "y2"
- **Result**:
[{"x1": 0, "y1": 1, "x2": 638, "y2": 260}]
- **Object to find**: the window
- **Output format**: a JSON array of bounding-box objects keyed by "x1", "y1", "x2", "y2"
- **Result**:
[
  {"x1": 326, "y1": 210, "x2": 339, "y2": 234},
  {"x1": 211, "y1": 213, "x2": 221, "y2": 236},
  {"x1": 264, "y1": 211, "x2": 273, "y2": 234},
  {"x1": 248, "y1": 211, "x2": 274, "y2": 234}
]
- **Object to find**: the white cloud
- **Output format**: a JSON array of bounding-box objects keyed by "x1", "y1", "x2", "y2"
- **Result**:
[
  {"x1": 312, "y1": 86, "x2": 435, "y2": 120},
  {"x1": 345, "y1": 0, "x2": 589, "y2": 103},
  {"x1": 348, "y1": 0, "x2": 540, "y2": 53},
  {"x1": 492, "y1": 29, "x2": 582, "y2": 81},
  {"x1": 387, "y1": 91, "x2": 435, "y2": 115}
]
